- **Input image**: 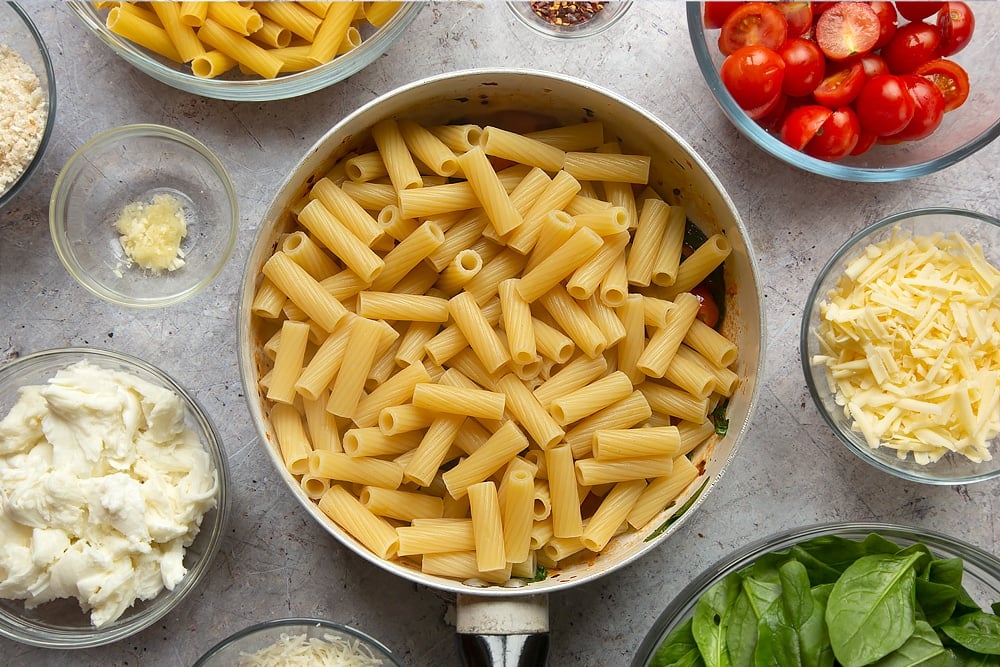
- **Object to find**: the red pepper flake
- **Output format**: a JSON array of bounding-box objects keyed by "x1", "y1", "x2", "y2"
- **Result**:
[{"x1": 529, "y1": 1, "x2": 607, "y2": 26}]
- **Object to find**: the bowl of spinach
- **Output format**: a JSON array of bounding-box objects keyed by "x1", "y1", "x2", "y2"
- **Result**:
[{"x1": 632, "y1": 522, "x2": 1000, "y2": 667}]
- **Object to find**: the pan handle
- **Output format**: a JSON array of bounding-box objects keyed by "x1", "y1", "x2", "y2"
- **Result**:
[{"x1": 456, "y1": 593, "x2": 550, "y2": 667}]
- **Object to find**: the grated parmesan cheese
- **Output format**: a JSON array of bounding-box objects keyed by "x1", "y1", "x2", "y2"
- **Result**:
[
  {"x1": 238, "y1": 631, "x2": 385, "y2": 666},
  {"x1": 812, "y1": 228, "x2": 1000, "y2": 465},
  {"x1": 0, "y1": 44, "x2": 46, "y2": 194}
]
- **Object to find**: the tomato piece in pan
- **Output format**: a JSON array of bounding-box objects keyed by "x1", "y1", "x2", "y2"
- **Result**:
[
  {"x1": 718, "y1": 2, "x2": 788, "y2": 55},
  {"x1": 914, "y1": 58, "x2": 970, "y2": 112},
  {"x1": 815, "y1": 2, "x2": 880, "y2": 60}
]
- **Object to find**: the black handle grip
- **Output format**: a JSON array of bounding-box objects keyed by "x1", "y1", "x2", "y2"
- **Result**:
[{"x1": 457, "y1": 632, "x2": 550, "y2": 667}]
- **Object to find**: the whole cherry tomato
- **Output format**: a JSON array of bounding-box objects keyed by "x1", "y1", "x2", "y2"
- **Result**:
[
  {"x1": 914, "y1": 58, "x2": 970, "y2": 112},
  {"x1": 703, "y1": 1, "x2": 740, "y2": 29},
  {"x1": 804, "y1": 107, "x2": 861, "y2": 160},
  {"x1": 883, "y1": 22, "x2": 943, "y2": 73},
  {"x1": 895, "y1": 1, "x2": 944, "y2": 21},
  {"x1": 869, "y1": 1, "x2": 898, "y2": 49},
  {"x1": 718, "y1": 2, "x2": 788, "y2": 55},
  {"x1": 721, "y1": 45, "x2": 786, "y2": 111},
  {"x1": 937, "y1": 2, "x2": 975, "y2": 56},
  {"x1": 815, "y1": 1, "x2": 880, "y2": 60},
  {"x1": 850, "y1": 130, "x2": 878, "y2": 156},
  {"x1": 778, "y1": 37, "x2": 826, "y2": 97},
  {"x1": 690, "y1": 284, "x2": 720, "y2": 328},
  {"x1": 855, "y1": 74, "x2": 915, "y2": 136},
  {"x1": 887, "y1": 75, "x2": 946, "y2": 141}
]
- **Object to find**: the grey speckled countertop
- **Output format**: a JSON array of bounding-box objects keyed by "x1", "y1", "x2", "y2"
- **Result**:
[{"x1": 2, "y1": 3, "x2": 998, "y2": 666}]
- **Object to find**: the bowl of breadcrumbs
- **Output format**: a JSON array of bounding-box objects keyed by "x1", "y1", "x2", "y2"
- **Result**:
[{"x1": 0, "y1": 2, "x2": 55, "y2": 208}]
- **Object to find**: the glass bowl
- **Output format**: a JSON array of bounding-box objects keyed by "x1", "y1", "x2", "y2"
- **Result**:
[
  {"x1": 0, "y1": 347, "x2": 230, "y2": 649},
  {"x1": 0, "y1": 1, "x2": 56, "y2": 208},
  {"x1": 49, "y1": 124, "x2": 238, "y2": 308},
  {"x1": 67, "y1": 2, "x2": 423, "y2": 102},
  {"x1": 687, "y1": 2, "x2": 1000, "y2": 182},
  {"x1": 632, "y1": 521, "x2": 1000, "y2": 666},
  {"x1": 193, "y1": 618, "x2": 404, "y2": 666},
  {"x1": 506, "y1": 1, "x2": 633, "y2": 39},
  {"x1": 801, "y1": 208, "x2": 1000, "y2": 485}
]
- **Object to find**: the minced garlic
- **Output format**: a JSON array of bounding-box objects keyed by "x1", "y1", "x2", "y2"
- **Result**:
[
  {"x1": 812, "y1": 228, "x2": 1000, "y2": 465},
  {"x1": 115, "y1": 192, "x2": 188, "y2": 272}
]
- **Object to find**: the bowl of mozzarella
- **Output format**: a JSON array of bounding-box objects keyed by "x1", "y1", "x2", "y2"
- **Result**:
[
  {"x1": 802, "y1": 207, "x2": 1000, "y2": 484},
  {"x1": 0, "y1": 347, "x2": 229, "y2": 648}
]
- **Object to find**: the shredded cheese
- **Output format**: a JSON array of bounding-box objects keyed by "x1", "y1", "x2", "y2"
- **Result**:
[
  {"x1": 238, "y1": 631, "x2": 386, "y2": 666},
  {"x1": 812, "y1": 227, "x2": 1000, "y2": 465}
]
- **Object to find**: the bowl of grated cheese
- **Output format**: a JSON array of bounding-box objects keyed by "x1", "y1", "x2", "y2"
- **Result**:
[
  {"x1": 192, "y1": 618, "x2": 404, "y2": 667},
  {"x1": 802, "y1": 207, "x2": 1000, "y2": 485},
  {"x1": 0, "y1": 1, "x2": 56, "y2": 208},
  {"x1": 49, "y1": 124, "x2": 238, "y2": 308}
]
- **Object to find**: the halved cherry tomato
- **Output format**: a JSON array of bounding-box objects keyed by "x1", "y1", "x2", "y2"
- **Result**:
[
  {"x1": 895, "y1": 2, "x2": 944, "y2": 21},
  {"x1": 914, "y1": 57, "x2": 970, "y2": 111},
  {"x1": 778, "y1": 37, "x2": 826, "y2": 97},
  {"x1": 850, "y1": 130, "x2": 878, "y2": 155},
  {"x1": 704, "y1": 1, "x2": 741, "y2": 29},
  {"x1": 746, "y1": 91, "x2": 787, "y2": 122},
  {"x1": 718, "y1": 2, "x2": 788, "y2": 56},
  {"x1": 887, "y1": 75, "x2": 946, "y2": 141},
  {"x1": 804, "y1": 107, "x2": 861, "y2": 160},
  {"x1": 855, "y1": 74, "x2": 915, "y2": 135},
  {"x1": 856, "y1": 53, "x2": 889, "y2": 79},
  {"x1": 937, "y1": 2, "x2": 975, "y2": 56},
  {"x1": 813, "y1": 60, "x2": 865, "y2": 108},
  {"x1": 883, "y1": 22, "x2": 942, "y2": 73},
  {"x1": 775, "y1": 2, "x2": 813, "y2": 38},
  {"x1": 814, "y1": 2, "x2": 880, "y2": 60},
  {"x1": 868, "y1": 1, "x2": 898, "y2": 49},
  {"x1": 721, "y1": 45, "x2": 786, "y2": 111},
  {"x1": 780, "y1": 105, "x2": 833, "y2": 150}
]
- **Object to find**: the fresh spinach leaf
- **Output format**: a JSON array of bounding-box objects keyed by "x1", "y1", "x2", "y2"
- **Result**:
[
  {"x1": 756, "y1": 604, "x2": 801, "y2": 667},
  {"x1": 826, "y1": 552, "x2": 922, "y2": 667},
  {"x1": 863, "y1": 533, "x2": 909, "y2": 556},
  {"x1": 725, "y1": 575, "x2": 783, "y2": 667},
  {"x1": 870, "y1": 620, "x2": 948, "y2": 667},
  {"x1": 791, "y1": 536, "x2": 872, "y2": 583},
  {"x1": 651, "y1": 617, "x2": 706, "y2": 667},
  {"x1": 940, "y1": 611, "x2": 1000, "y2": 655},
  {"x1": 693, "y1": 573, "x2": 740, "y2": 667},
  {"x1": 915, "y1": 576, "x2": 960, "y2": 627},
  {"x1": 800, "y1": 585, "x2": 835, "y2": 667},
  {"x1": 949, "y1": 645, "x2": 1000, "y2": 666}
]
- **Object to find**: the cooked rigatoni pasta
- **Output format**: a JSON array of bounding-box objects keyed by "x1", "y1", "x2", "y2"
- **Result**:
[
  {"x1": 98, "y1": 2, "x2": 400, "y2": 79},
  {"x1": 250, "y1": 116, "x2": 741, "y2": 587}
]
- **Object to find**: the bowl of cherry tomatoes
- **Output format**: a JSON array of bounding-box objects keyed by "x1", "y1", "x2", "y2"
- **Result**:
[{"x1": 688, "y1": 1, "x2": 1000, "y2": 181}]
